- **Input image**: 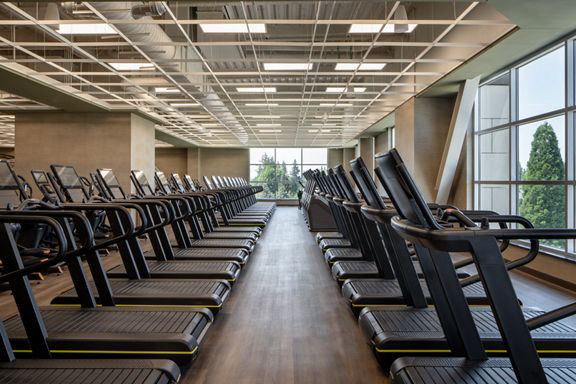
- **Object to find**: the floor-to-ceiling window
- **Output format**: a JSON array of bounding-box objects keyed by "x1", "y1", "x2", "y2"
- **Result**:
[
  {"x1": 475, "y1": 40, "x2": 574, "y2": 256},
  {"x1": 250, "y1": 148, "x2": 327, "y2": 199}
]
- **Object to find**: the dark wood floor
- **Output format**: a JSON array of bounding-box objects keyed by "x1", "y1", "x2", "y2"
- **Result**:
[
  {"x1": 182, "y1": 206, "x2": 389, "y2": 383},
  {"x1": 1, "y1": 206, "x2": 575, "y2": 383}
]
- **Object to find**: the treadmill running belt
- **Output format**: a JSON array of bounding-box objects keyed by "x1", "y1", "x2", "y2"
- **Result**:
[
  {"x1": 111, "y1": 261, "x2": 238, "y2": 273},
  {"x1": 362, "y1": 307, "x2": 576, "y2": 338},
  {"x1": 0, "y1": 360, "x2": 180, "y2": 384},
  {"x1": 343, "y1": 279, "x2": 486, "y2": 298},
  {"x1": 145, "y1": 248, "x2": 248, "y2": 263},
  {"x1": 4, "y1": 307, "x2": 210, "y2": 364},
  {"x1": 390, "y1": 357, "x2": 576, "y2": 384},
  {"x1": 52, "y1": 279, "x2": 229, "y2": 310},
  {"x1": 325, "y1": 248, "x2": 363, "y2": 263}
]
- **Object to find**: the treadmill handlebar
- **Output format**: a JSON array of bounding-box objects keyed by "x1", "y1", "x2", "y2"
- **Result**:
[{"x1": 0, "y1": 214, "x2": 68, "y2": 284}]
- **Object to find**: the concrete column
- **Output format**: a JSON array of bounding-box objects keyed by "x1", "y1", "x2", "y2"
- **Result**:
[
  {"x1": 394, "y1": 97, "x2": 455, "y2": 202},
  {"x1": 357, "y1": 137, "x2": 375, "y2": 177},
  {"x1": 342, "y1": 147, "x2": 356, "y2": 174},
  {"x1": 15, "y1": 111, "x2": 155, "y2": 194},
  {"x1": 187, "y1": 147, "x2": 199, "y2": 178},
  {"x1": 327, "y1": 148, "x2": 343, "y2": 168}
]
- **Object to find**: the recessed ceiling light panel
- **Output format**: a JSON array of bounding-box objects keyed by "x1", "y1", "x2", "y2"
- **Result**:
[
  {"x1": 57, "y1": 23, "x2": 117, "y2": 35},
  {"x1": 263, "y1": 63, "x2": 313, "y2": 71},
  {"x1": 237, "y1": 87, "x2": 277, "y2": 93},
  {"x1": 199, "y1": 23, "x2": 266, "y2": 33}
]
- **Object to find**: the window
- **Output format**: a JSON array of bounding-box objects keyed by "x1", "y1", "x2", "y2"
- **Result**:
[
  {"x1": 250, "y1": 148, "x2": 327, "y2": 199},
  {"x1": 475, "y1": 42, "x2": 574, "y2": 255}
]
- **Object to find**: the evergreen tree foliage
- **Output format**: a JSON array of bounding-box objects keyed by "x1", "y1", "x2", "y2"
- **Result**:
[
  {"x1": 253, "y1": 154, "x2": 302, "y2": 199},
  {"x1": 519, "y1": 122, "x2": 565, "y2": 247}
]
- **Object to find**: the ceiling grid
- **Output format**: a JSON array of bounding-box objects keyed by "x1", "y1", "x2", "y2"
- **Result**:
[{"x1": 0, "y1": 1, "x2": 515, "y2": 147}]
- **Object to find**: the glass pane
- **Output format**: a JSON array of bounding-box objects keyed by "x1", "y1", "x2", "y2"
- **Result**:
[
  {"x1": 518, "y1": 47, "x2": 565, "y2": 120},
  {"x1": 250, "y1": 148, "x2": 275, "y2": 164},
  {"x1": 303, "y1": 148, "x2": 327, "y2": 164},
  {"x1": 518, "y1": 184, "x2": 566, "y2": 249},
  {"x1": 479, "y1": 129, "x2": 509, "y2": 181},
  {"x1": 250, "y1": 165, "x2": 261, "y2": 182},
  {"x1": 276, "y1": 148, "x2": 300, "y2": 165},
  {"x1": 479, "y1": 73, "x2": 509, "y2": 130},
  {"x1": 518, "y1": 115, "x2": 565, "y2": 180},
  {"x1": 479, "y1": 184, "x2": 510, "y2": 215}
]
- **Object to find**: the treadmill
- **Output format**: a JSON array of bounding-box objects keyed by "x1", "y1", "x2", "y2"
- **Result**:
[
  {"x1": 0, "y1": 198, "x2": 212, "y2": 365},
  {"x1": 202, "y1": 176, "x2": 268, "y2": 227},
  {"x1": 181, "y1": 174, "x2": 263, "y2": 235},
  {"x1": 37, "y1": 164, "x2": 232, "y2": 313},
  {"x1": 155, "y1": 171, "x2": 258, "y2": 242},
  {"x1": 377, "y1": 149, "x2": 576, "y2": 384},
  {"x1": 32, "y1": 168, "x2": 242, "y2": 283},
  {"x1": 171, "y1": 173, "x2": 261, "y2": 238},
  {"x1": 131, "y1": 170, "x2": 254, "y2": 253},
  {"x1": 346, "y1": 154, "x2": 576, "y2": 366},
  {"x1": 323, "y1": 160, "x2": 490, "y2": 315},
  {"x1": 328, "y1": 164, "x2": 470, "y2": 283},
  {"x1": 215, "y1": 176, "x2": 274, "y2": 216},
  {"x1": 0, "y1": 225, "x2": 181, "y2": 382}
]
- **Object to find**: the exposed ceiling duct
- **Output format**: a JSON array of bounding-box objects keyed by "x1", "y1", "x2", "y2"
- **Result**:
[{"x1": 86, "y1": 1, "x2": 248, "y2": 143}]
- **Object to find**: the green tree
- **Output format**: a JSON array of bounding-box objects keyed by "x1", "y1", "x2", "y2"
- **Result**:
[
  {"x1": 253, "y1": 154, "x2": 302, "y2": 199},
  {"x1": 519, "y1": 122, "x2": 565, "y2": 247}
]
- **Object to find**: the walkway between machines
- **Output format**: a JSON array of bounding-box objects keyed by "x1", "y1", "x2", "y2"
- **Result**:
[{"x1": 182, "y1": 206, "x2": 388, "y2": 384}]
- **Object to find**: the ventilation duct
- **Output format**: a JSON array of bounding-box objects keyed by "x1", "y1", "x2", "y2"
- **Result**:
[{"x1": 87, "y1": 2, "x2": 248, "y2": 143}]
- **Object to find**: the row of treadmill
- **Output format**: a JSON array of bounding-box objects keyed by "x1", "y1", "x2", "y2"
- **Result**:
[
  {"x1": 0, "y1": 161, "x2": 275, "y2": 383},
  {"x1": 309, "y1": 149, "x2": 576, "y2": 384}
]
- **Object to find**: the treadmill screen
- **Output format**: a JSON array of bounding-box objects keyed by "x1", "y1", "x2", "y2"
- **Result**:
[
  {"x1": 99, "y1": 169, "x2": 120, "y2": 188},
  {"x1": 31, "y1": 170, "x2": 48, "y2": 184},
  {"x1": 53, "y1": 165, "x2": 82, "y2": 188},
  {"x1": 0, "y1": 161, "x2": 18, "y2": 190},
  {"x1": 156, "y1": 172, "x2": 170, "y2": 188},
  {"x1": 133, "y1": 170, "x2": 149, "y2": 187},
  {"x1": 172, "y1": 174, "x2": 183, "y2": 187}
]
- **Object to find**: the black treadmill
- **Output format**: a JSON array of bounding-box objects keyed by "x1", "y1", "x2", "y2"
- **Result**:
[
  {"x1": 39, "y1": 164, "x2": 232, "y2": 314},
  {"x1": 132, "y1": 169, "x2": 255, "y2": 253},
  {"x1": 171, "y1": 173, "x2": 261, "y2": 240},
  {"x1": 322, "y1": 159, "x2": 490, "y2": 315},
  {"x1": 328, "y1": 164, "x2": 470, "y2": 283},
  {"x1": 377, "y1": 149, "x2": 576, "y2": 384},
  {"x1": 202, "y1": 176, "x2": 268, "y2": 227},
  {"x1": 0, "y1": 229, "x2": 181, "y2": 382},
  {"x1": 32, "y1": 168, "x2": 242, "y2": 283},
  {"x1": 0, "y1": 199, "x2": 211, "y2": 365},
  {"x1": 182, "y1": 174, "x2": 263, "y2": 235},
  {"x1": 156, "y1": 171, "x2": 258, "y2": 242},
  {"x1": 98, "y1": 169, "x2": 249, "y2": 265},
  {"x1": 214, "y1": 176, "x2": 274, "y2": 217}
]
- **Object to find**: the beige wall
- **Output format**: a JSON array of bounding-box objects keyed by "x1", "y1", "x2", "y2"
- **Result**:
[
  {"x1": 394, "y1": 97, "x2": 455, "y2": 202},
  {"x1": 374, "y1": 131, "x2": 390, "y2": 194},
  {"x1": 15, "y1": 112, "x2": 135, "y2": 192},
  {"x1": 198, "y1": 148, "x2": 249, "y2": 181},
  {"x1": 327, "y1": 148, "x2": 343, "y2": 168},
  {"x1": 155, "y1": 148, "x2": 188, "y2": 176},
  {"x1": 130, "y1": 114, "x2": 155, "y2": 191},
  {"x1": 357, "y1": 137, "x2": 375, "y2": 178},
  {"x1": 342, "y1": 147, "x2": 356, "y2": 174},
  {"x1": 413, "y1": 98, "x2": 454, "y2": 202},
  {"x1": 187, "y1": 147, "x2": 199, "y2": 178}
]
